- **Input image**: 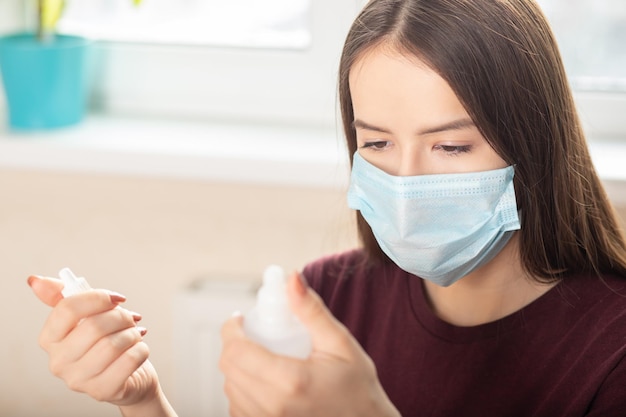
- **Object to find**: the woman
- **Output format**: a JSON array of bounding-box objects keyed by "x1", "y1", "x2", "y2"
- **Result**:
[{"x1": 29, "y1": 0, "x2": 626, "y2": 416}]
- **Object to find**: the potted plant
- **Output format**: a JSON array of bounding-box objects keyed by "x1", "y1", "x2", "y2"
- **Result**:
[{"x1": 0, "y1": 0, "x2": 140, "y2": 131}]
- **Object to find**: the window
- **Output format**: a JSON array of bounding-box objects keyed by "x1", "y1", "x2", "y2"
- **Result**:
[
  {"x1": 537, "y1": 0, "x2": 626, "y2": 139},
  {"x1": 41, "y1": 0, "x2": 363, "y2": 128},
  {"x1": 538, "y1": 0, "x2": 626, "y2": 92},
  {"x1": 58, "y1": 0, "x2": 311, "y2": 50},
  {"x1": 16, "y1": 1, "x2": 626, "y2": 138}
]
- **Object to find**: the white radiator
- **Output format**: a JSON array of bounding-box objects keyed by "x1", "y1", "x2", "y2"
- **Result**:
[{"x1": 172, "y1": 277, "x2": 258, "y2": 417}]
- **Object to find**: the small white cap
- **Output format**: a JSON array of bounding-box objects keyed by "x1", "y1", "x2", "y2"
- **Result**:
[
  {"x1": 243, "y1": 264, "x2": 312, "y2": 358},
  {"x1": 263, "y1": 265, "x2": 286, "y2": 287},
  {"x1": 256, "y1": 265, "x2": 290, "y2": 323},
  {"x1": 59, "y1": 267, "x2": 91, "y2": 297}
]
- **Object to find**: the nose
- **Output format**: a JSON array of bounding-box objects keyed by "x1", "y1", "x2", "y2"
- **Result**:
[{"x1": 395, "y1": 148, "x2": 427, "y2": 177}]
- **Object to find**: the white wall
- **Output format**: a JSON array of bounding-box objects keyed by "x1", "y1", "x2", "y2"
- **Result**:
[{"x1": 0, "y1": 0, "x2": 22, "y2": 34}]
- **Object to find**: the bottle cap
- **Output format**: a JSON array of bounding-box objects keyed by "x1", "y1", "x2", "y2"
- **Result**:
[
  {"x1": 243, "y1": 264, "x2": 312, "y2": 358},
  {"x1": 256, "y1": 265, "x2": 290, "y2": 323},
  {"x1": 59, "y1": 267, "x2": 91, "y2": 297}
]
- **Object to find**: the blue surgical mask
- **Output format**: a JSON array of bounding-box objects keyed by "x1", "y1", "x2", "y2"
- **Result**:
[{"x1": 347, "y1": 152, "x2": 521, "y2": 287}]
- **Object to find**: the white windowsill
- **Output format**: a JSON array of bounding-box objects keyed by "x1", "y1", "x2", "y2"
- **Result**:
[
  {"x1": 0, "y1": 114, "x2": 350, "y2": 189},
  {"x1": 0, "y1": 114, "x2": 624, "y2": 205}
]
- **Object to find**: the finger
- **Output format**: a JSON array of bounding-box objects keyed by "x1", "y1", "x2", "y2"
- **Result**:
[
  {"x1": 63, "y1": 326, "x2": 146, "y2": 389},
  {"x1": 287, "y1": 271, "x2": 356, "y2": 356},
  {"x1": 82, "y1": 341, "x2": 151, "y2": 403},
  {"x1": 40, "y1": 290, "x2": 126, "y2": 347},
  {"x1": 220, "y1": 314, "x2": 278, "y2": 365},
  {"x1": 49, "y1": 308, "x2": 141, "y2": 366},
  {"x1": 220, "y1": 319, "x2": 311, "y2": 409},
  {"x1": 224, "y1": 355, "x2": 306, "y2": 417},
  {"x1": 220, "y1": 315, "x2": 279, "y2": 377},
  {"x1": 27, "y1": 275, "x2": 64, "y2": 307},
  {"x1": 220, "y1": 313, "x2": 245, "y2": 343}
]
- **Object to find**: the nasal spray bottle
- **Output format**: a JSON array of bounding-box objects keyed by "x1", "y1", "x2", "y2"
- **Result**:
[
  {"x1": 243, "y1": 265, "x2": 312, "y2": 359},
  {"x1": 59, "y1": 267, "x2": 91, "y2": 297}
]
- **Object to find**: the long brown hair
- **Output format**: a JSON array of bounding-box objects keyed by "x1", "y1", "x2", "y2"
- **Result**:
[{"x1": 338, "y1": 0, "x2": 626, "y2": 281}]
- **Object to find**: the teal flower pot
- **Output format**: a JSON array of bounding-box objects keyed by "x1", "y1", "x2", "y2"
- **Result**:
[{"x1": 0, "y1": 33, "x2": 92, "y2": 131}]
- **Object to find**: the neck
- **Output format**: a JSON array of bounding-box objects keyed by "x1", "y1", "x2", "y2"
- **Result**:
[{"x1": 422, "y1": 234, "x2": 557, "y2": 326}]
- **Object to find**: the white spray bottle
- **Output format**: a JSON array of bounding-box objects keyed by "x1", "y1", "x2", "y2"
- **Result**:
[{"x1": 243, "y1": 265, "x2": 312, "y2": 359}]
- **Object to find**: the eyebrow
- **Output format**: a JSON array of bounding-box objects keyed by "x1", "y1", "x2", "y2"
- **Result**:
[{"x1": 352, "y1": 118, "x2": 475, "y2": 136}]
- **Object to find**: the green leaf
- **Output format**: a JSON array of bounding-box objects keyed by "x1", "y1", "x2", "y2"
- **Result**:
[{"x1": 41, "y1": 0, "x2": 65, "y2": 32}]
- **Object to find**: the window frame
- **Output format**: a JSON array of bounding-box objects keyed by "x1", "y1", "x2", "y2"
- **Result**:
[{"x1": 62, "y1": 0, "x2": 363, "y2": 128}]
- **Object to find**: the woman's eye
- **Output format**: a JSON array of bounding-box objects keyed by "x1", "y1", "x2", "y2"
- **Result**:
[
  {"x1": 435, "y1": 144, "x2": 472, "y2": 155},
  {"x1": 361, "y1": 140, "x2": 391, "y2": 150}
]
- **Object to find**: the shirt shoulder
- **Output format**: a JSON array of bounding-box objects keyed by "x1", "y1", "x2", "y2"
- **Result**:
[
  {"x1": 301, "y1": 249, "x2": 415, "y2": 332},
  {"x1": 302, "y1": 248, "x2": 400, "y2": 306},
  {"x1": 302, "y1": 249, "x2": 369, "y2": 291},
  {"x1": 557, "y1": 272, "x2": 626, "y2": 319}
]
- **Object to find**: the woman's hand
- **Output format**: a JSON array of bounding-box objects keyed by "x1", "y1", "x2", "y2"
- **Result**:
[
  {"x1": 219, "y1": 272, "x2": 401, "y2": 417},
  {"x1": 27, "y1": 275, "x2": 177, "y2": 417}
]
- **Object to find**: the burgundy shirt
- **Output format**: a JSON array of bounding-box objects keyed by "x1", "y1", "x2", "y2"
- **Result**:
[{"x1": 303, "y1": 249, "x2": 626, "y2": 417}]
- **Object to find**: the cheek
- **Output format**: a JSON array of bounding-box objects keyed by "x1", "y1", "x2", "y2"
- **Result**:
[
  {"x1": 483, "y1": 150, "x2": 509, "y2": 170},
  {"x1": 357, "y1": 150, "x2": 396, "y2": 174},
  {"x1": 478, "y1": 139, "x2": 508, "y2": 168},
  {"x1": 427, "y1": 151, "x2": 508, "y2": 175},
  {"x1": 461, "y1": 144, "x2": 508, "y2": 173}
]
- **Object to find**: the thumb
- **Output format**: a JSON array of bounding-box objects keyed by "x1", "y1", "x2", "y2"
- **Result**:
[
  {"x1": 287, "y1": 271, "x2": 356, "y2": 357},
  {"x1": 27, "y1": 275, "x2": 64, "y2": 307}
]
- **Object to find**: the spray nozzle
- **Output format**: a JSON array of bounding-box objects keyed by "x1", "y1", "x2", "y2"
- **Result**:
[
  {"x1": 260, "y1": 265, "x2": 287, "y2": 297},
  {"x1": 59, "y1": 267, "x2": 92, "y2": 297},
  {"x1": 256, "y1": 265, "x2": 290, "y2": 319},
  {"x1": 243, "y1": 264, "x2": 312, "y2": 358}
]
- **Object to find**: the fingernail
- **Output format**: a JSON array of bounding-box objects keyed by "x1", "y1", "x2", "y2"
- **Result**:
[
  {"x1": 27, "y1": 275, "x2": 37, "y2": 287},
  {"x1": 137, "y1": 326, "x2": 147, "y2": 337},
  {"x1": 129, "y1": 311, "x2": 143, "y2": 322},
  {"x1": 108, "y1": 291, "x2": 127, "y2": 304},
  {"x1": 231, "y1": 310, "x2": 243, "y2": 318},
  {"x1": 27, "y1": 275, "x2": 46, "y2": 287}
]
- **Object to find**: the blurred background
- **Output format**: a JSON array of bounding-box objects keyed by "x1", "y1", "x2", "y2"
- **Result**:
[{"x1": 0, "y1": 1, "x2": 624, "y2": 416}]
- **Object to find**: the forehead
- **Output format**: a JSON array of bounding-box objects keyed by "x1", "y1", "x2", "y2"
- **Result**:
[
  {"x1": 348, "y1": 44, "x2": 469, "y2": 124},
  {"x1": 350, "y1": 43, "x2": 431, "y2": 78}
]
